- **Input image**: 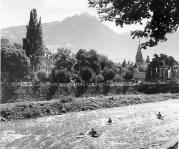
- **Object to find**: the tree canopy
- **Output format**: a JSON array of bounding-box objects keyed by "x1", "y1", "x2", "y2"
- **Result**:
[
  {"x1": 49, "y1": 48, "x2": 74, "y2": 83},
  {"x1": 102, "y1": 69, "x2": 115, "y2": 82},
  {"x1": 54, "y1": 48, "x2": 75, "y2": 72},
  {"x1": 1, "y1": 46, "x2": 30, "y2": 82},
  {"x1": 74, "y1": 49, "x2": 101, "y2": 76},
  {"x1": 145, "y1": 54, "x2": 177, "y2": 81},
  {"x1": 51, "y1": 69, "x2": 71, "y2": 83},
  {"x1": 37, "y1": 71, "x2": 47, "y2": 83},
  {"x1": 88, "y1": 0, "x2": 179, "y2": 49},
  {"x1": 23, "y1": 8, "x2": 44, "y2": 72}
]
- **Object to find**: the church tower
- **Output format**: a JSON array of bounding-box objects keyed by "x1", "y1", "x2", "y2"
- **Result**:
[
  {"x1": 146, "y1": 56, "x2": 150, "y2": 64},
  {"x1": 135, "y1": 42, "x2": 143, "y2": 65}
]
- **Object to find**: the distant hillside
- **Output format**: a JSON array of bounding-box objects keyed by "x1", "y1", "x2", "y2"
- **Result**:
[{"x1": 1, "y1": 12, "x2": 179, "y2": 62}]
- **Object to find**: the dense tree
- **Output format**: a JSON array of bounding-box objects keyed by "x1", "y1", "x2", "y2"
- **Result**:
[
  {"x1": 73, "y1": 49, "x2": 102, "y2": 97},
  {"x1": 37, "y1": 71, "x2": 47, "y2": 83},
  {"x1": 71, "y1": 73, "x2": 82, "y2": 83},
  {"x1": 51, "y1": 69, "x2": 71, "y2": 83},
  {"x1": 98, "y1": 54, "x2": 115, "y2": 70},
  {"x1": 1, "y1": 47, "x2": 30, "y2": 82},
  {"x1": 88, "y1": 0, "x2": 179, "y2": 49},
  {"x1": 47, "y1": 48, "x2": 75, "y2": 99},
  {"x1": 95, "y1": 74, "x2": 104, "y2": 83},
  {"x1": 27, "y1": 72, "x2": 36, "y2": 82},
  {"x1": 50, "y1": 48, "x2": 75, "y2": 83},
  {"x1": 80, "y1": 67, "x2": 93, "y2": 84},
  {"x1": 23, "y1": 8, "x2": 44, "y2": 72},
  {"x1": 75, "y1": 67, "x2": 93, "y2": 97},
  {"x1": 74, "y1": 49, "x2": 118, "y2": 96},
  {"x1": 145, "y1": 54, "x2": 177, "y2": 81},
  {"x1": 101, "y1": 69, "x2": 115, "y2": 95},
  {"x1": 102, "y1": 69, "x2": 115, "y2": 82},
  {"x1": 1, "y1": 46, "x2": 30, "y2": 103},
  {"x1": 46, "y1": 69, "x2": 71, "y2": 100},
  {"x1": 88, "y1": 49, "x2": 101, "y2": 74},
  {"x1": 74, "y1": 49, "x2": 101, "y2": 78},
  {"x1": 54, "y1": 48, "x2": 75, "y2": 72},
  {"x1": 98, "y1": 54, "x2": 109, "y2": 70}
]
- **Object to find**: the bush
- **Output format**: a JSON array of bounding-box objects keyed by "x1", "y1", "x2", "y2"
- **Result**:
[
  {"x1": 37, "y1": 71, "x2": 47, "y2": 83},
  {"x1": 46, "y1": 69, "x2": 71, "y2": 100},
  {"x1": 1, "y1": 82, "x2": 19, "y2": 103},
  {"x1": 71, "y1": 73, "x2": 82, "y2": 83},
  {"x1": 80, "y1": 67, "x2": 93, "y2": 83},
  {"x1": 102, "y1": 69, "x2": 115, "y2": 82},
  {"x1": 22, "y1": 108, "x2": 41, "y2": 119},
  {"x1": 1, "y1": 108, "x2": 12, "y2": 119},
  {"x1": 51, "y1": 69, "x2": 71, "y2": 83},
  {"x1": 60, "y1": 96, "x2": 74, "y2": 103},
  {"x1": 73, "y1": 67, "x2": 93, "y2": 97},
  {"x1": 103, "y1": 84, "x2": 110, "y2": 95},
  {"x1": 95, "y1": 74, "x2": 104, "y2": 83},
  {"x1": 26, "y1": 72, "x2": 36, "y2": 82},
  {"x1": 0, "y1": 94, "x2": 178, "y2": 121},
  {"x1": 101, "y1": 70, "x2": 115, "y2": 95},
  {"x1": 22, "y1": 110, "x2": 33, "y2": 118},
  {"x1": 75, "y1": 85, "x2": 88, "y2": 97},
  {"x1": 32, "y1": 79, "x2": 40, "y2": 94},
  {"x1": 46, "y1": 86, "x2": 58, "y2": 100},
  {"x1": 137, "y1": 84, "x2": 179, "y2": 94}
]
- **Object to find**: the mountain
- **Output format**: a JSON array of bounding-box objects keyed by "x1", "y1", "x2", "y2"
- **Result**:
[{"x1": 1, "y1": 12, "x2": 179, "y2": 62}]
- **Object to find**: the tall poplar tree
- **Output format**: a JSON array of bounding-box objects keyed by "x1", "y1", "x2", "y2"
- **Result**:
[{"x1": 23, "y1": 8, "x2": 44, "y2": 72}]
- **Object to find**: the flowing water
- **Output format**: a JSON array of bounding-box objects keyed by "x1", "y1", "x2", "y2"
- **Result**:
[{"x1": 0, "y1": 99, "x2": 179, "y2": 149}]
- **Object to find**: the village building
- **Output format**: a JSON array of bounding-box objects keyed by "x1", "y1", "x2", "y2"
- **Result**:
[
  {"x1": 133, "y1": 43, "x2": 150, "y2": 81},
  {"x1": 169, "y1": 64, "x2": 179, "y2": 83},
  {"x1": 115, "y1": 42, "x2": 150, "y2": 81},
  {"x1": 39, "y1": 47, "x2": 55, "y2": 75}
]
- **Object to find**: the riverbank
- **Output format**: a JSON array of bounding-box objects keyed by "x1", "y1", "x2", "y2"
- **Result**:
[{"x1": 1, "y1": 93, "x2": 179, "y2": 121}]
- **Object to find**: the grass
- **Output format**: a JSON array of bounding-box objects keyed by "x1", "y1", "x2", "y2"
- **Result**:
[{"x1": 0, "y1": 93, "x2": 179, "y2": 121}]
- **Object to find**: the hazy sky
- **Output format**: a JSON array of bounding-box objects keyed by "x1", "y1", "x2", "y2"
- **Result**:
[{"x1": 1, "y1": 0, "x2": 142, "y2": 33}]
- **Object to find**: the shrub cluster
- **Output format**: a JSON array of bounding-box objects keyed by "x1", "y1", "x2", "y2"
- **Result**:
[{"x1": 1, "y1": 94, "x2": 178, "y2": 121}]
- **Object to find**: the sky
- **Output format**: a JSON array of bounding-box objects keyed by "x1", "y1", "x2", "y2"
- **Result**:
[{"x1": 0, "y1": 0, "x2": 142, "y2": 33}]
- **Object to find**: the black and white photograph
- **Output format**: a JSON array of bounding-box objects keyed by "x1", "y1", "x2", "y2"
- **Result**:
[{"x1": 0, "y1": 0, "x2": 179, "y2": 148}]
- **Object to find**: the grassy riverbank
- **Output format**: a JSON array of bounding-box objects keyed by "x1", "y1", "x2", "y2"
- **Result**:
[{"x1": 1, "y1": 93, "x2": 179, "y2": 121}]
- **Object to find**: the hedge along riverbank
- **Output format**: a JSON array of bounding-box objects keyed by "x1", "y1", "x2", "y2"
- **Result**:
[
  {"x1": 2, "y1": 83, "x2": 179, "y2": 103},
  {"x1": 1, "y1": 84, "x2": 136, "y2": 103},
  {"x1": 0, "y1": 93, "x2": 179, "y2": 121}
]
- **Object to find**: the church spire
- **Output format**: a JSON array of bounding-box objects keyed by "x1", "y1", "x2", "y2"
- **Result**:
[
  {"x1": 146, "y1": 56, "x2": 150, "y2": 63},
  {"x1": 136, "y1": 40, "x2": 143, "y2": 65},
  {"x1": 122, "y1": 59, "x2": 126, "y2": 67}
]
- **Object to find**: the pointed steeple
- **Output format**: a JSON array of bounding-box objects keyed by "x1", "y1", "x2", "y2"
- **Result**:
[
  {"x1": 146, "y1": 56, "x2": 150, "y2": 63},
  {"x1": 136, "y1": 41, "x2": 143, "y2": 65},
  {"x1": 133, "y1": 63, "x2": 137, "y2": 68},
  {"x1": 122, "y1": 59, "x2": 126, "y2": 67}
]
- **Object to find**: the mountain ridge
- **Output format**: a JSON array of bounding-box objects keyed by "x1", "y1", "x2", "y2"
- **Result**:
[{"x1": 1, "y1": 12, "x2": 179, "y2": 62}]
